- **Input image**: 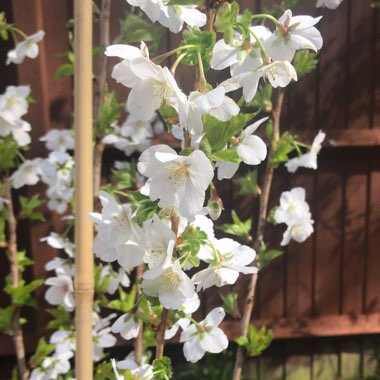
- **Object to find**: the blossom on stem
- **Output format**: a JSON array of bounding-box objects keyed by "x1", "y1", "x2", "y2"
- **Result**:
[
  {"x1": 6, "y1": 31, "x2": 45, "y2": 65},
  {"x1": 10, "y1": 158, "x2": 42, "y2": 189},
  {"x1": 106, "y1": 43, "x2": 186, "y2": 121},
  {"x1": 274, "y1": 187, "x2": 314, "y2": 246},
  {"x1": 29, "y1": 351, "x2": 73, "y2": 380},
  {"x1": 285, "y1": 130, "x2": 325, "y2": 172},
  {"x1": 90, "y1": 191, "x2": 145, "y2": 268},
  {"x1": 264, "y1": 10, "x2": 323, "y2": 62},
  {"x1": 217, "y1": 117, "x2": 268, "y2": 180},
  {"x1": 40, "y1": 129, "x2": 75, "y2": 152},
  {"x1": 180, "y1": 307, "x2": 228, "y2": 363},
  {"x1": 45, "y1": 274, "x2": 75, "y2": 311},
  {"x1": 138, "y1": 145, "x2": 214, "y2": 219},
  {"x1": 192, "y1": 238, "x2": 257, "y2": 291},
  {"x1": 222, "y1": 60, "x2": 297, "y2": 102},
  {"x1": 126, "y1": 0, "x2": 206, "y2": 33},
  {"x1": 111, "y1": 313, "x2": 140, "y2": 340},
  {"x1": 141, "y1": 241, "x2": 196, "y2": 309}
]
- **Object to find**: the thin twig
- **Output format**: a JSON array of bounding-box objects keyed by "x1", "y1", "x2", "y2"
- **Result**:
[
  {"x1": 3, "y1": 176, "x2": 29, "y2": 380},
  {"x1": 232, "y1": 89, "x2": 284, "y2": 380},
  {"x1": 134, "y1": 263, "x2": 144, "y2": 365},
  {"x1": 93, "y1": 0, "x2": 111, "y2": 196}
]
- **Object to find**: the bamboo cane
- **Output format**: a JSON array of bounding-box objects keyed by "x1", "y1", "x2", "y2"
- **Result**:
[{"x1": 74, "y1": 0, "x2": 94, "y2": 379}]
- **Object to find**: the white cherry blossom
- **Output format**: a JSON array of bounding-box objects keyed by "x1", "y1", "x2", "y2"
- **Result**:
[
  {"x1": 111, "y1": 313, "x2": 140, "y2": 340},
  {"x1": 45, "y1": 274, "x2": 75, "y2": 311},
  {"x1": 222, "y1": 60, "x2": 297, "y2": 102},
  {"x1": 107, "y1": 44, "x2": 186, "y2": 120},
  {"x1": 143, "y1": 214, "x2": 176, "y2": 268},
  {"x1": 192, "y1": 238, "x2": 257, "y2": 291},
  {"x1": 274, "y1": 187, "x2": 314, "y2": 246},
  {"x1": 29, "y1": 351, "x2": 73, "y2": 380},
  {"x1": 127, "y1": 0, "x2": 206, "y2": 33},
  {"x1": 217, "y1": 117, "x2": 268, "y2": 180},
  {"x1": 138, "y1": 145, "x2": 214, "y2": 219},
  {"x1": 285, "y1": 130, "x2": 325, "y2": 172},
  {"x1": 40, "y1": 129, "x2": 75, "y2": 152},
  {"x1": 90, "y1": 191, "x2": 144, "y2": 268},
  {"x1": 0, "y1": 85, "x2": 30, "y2": 118},
  {"x1": 141, "y1": 243, "x2": 195, "y2": 310},
  {"x1": 6, "y1": 31, "x2": 45, "y2": 65},
  {"x1": 264, "y1": 10, "x2": 323, "y2": 62},
  {"x1": 316, "y1": 0, "x2": 344, "y2": 9},
  {"x1": 10, "y1": 158, "x2": 42, "y2": 189},
  {"x1": 180, "y1": 307, "x2": 228, "y2": 363}
]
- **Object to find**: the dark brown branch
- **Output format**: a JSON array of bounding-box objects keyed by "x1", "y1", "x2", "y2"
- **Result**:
[
  {"x1": 232, "y1": 89, "x2": 284, "y2": 380},
  {"x1": 93, "y1": 0, "x2": 111, "y2": 196}
]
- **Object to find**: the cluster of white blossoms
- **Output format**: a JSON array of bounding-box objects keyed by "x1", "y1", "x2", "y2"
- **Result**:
[
  {"x1": 274, "y1": 187, "x2": 314, "y2": 246},
  {"x1": 126, "y1": 0, "x2": 206, "y2": 33},
  {"x1": 0, "y1": 85, "x2": 32, "y2": 147},
  {"x1": 10, "y1": 128, "x2": 75, "y2": 213},
  {"x1": 103, "y1": 112, "x2": 164, "y2": 156},
  {"x1": 90, "y1": 2, "x2": 332, "y2": 369}
]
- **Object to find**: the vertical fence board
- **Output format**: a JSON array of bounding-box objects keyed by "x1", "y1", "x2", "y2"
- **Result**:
[
  {"x1": 365, "y1": 158, "x2": 380, "y2": 313},
  {"x1": 317, "y1": 1, "x2": 349, "y2": 130},
  {"x1": 347, "y1": 0, "x2": 373, "y2": 130},
  {"x1": 312, "y1": 341, "x2": 340, "y2": 380},
  {"x1": 313, "y1": 159, "x2": 342, "y2": 316},
  {"x1": 340, "y1": 339, "x2": 362, "y2": 379},
  {"x1": 342, "y1": 158, "x2": 367, "y2": 314}
]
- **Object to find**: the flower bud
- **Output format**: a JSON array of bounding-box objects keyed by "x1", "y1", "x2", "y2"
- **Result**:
[{"x1": 208, "y1": 194, "x2": 224, "y2": 221}]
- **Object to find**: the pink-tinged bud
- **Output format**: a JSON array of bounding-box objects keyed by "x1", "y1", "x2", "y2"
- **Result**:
[{"x1": 208, "y1": 194, "x2": 224, "y2": 221}]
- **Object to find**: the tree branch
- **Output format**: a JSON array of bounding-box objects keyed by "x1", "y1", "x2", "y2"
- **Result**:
[
  {"x1": 93, "y1": 0, "x2": 111, "y2": 196},
  {"x1": 3, "y1": 175, "x2": 29, "y2": 380},
  {"x1": 232, "y1": 89, "x2": 284, "y2": 380}
]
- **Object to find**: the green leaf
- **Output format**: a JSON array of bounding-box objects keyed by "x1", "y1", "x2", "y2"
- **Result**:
[
  {"x1": 259, "y1": 249, "x2": 283, "y2": 269},
  {"x1": 120, "y1": 14, "x2": 163, "y2": 52},
  {"x1": 217, "y1": 210, "x2": 252, "y2": 243},
  {"x1": 211, "y1": 149, "x2": 241, "y2": 163},
  {"x1": 178, "y1": 225, "x2": 208, "y2": 268},
  {"x1": 107, "y1": 286, "x2": 136, "y2": 313},
  {"x1": 236, "y1": 324, "x2": 273, "y2": 357},
  {"x1": 203, "y1": 113, "x2": 255, "y2": 151},
  {"x1": 95, "y1": 91, "x2": 123, "y2": 137},
  {"x1": 19, "y1": 194, "x2": 45, "y2": 221},
  {"x1": 0, "y1": 306, "x2": 14, "y2": 335},
  {"x1": 53, "y1": 63, "x2": 74, "y2": 80},
  {"x1": 180, "y1": 27, "x2": 216, "y2": 70},
  {"x1": 220, "y1": 291, "x2": 240, "y2": 319},
  {"x1": 293, "y1": 50, "x2": 318, "y2": 79},
  {"x1": 215, "y1": 2, "x2": 240, "y2": 44},
  {"x1": 235, "y1": 336, "x2": 249, "y2": 346},
  {"x1": 235, "y1": 169, "x2": 260, "y2": 197},
  {"x1": 5, "y1": 278, "x2": 43, "y2": 308},
  {"x1": 47, "y1": 307, "x2": 73, "y2": 330},
  {"x1": 29, "y1": 338, "x2": 55, "y2": 367},
  {"x1": 16, "y1": 251, "x2": 34, "y2": 272},
  {"x1": 0, "y1": 136, "x2": 20, "y2": 169},
  {"x1": 271, "y1": 132, "x2": 297, "y2": 167},
  {"x1": 152, "y1": 356, "x2": 173, "y2": 380}
]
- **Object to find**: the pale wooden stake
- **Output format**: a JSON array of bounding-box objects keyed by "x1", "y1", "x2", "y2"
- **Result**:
[{"x1": 74, "y1": 0, "x2": 94, "y2": 379}]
